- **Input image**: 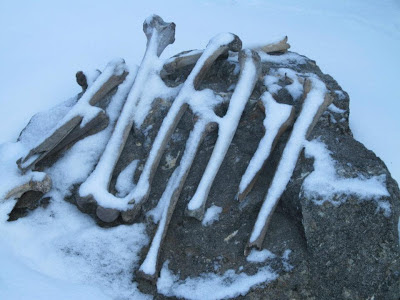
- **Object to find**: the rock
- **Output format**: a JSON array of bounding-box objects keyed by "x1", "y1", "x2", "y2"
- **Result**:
[{"x1": 96, "y1": 206, "x2": 120, "y2": 223}]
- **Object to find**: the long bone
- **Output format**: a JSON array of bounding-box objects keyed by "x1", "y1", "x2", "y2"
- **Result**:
[
  {"x1": 78, "y1": 15, "x2": 176, "y2": 220},
  {"x1": 245, "y1": 77, "x2": 333, "y2": 254},
  {"x1": 138, "y1": 48, "x2": 258, "y2": 282},
  {"x1": 186, "y1": 49, "x2": 261, "y2": 220},
  {"x1": 126, "y1": 33, "x2": 242, "y2": 220},
  {"x1": 160, "y1": 36, "x2": 289, "y2": 77},
  {"x1": 17, "y1": 59, "x2": 128, "y2": 173},
  {"x1": 237, "y1": 92, "x2": 295, "y2": 202}
]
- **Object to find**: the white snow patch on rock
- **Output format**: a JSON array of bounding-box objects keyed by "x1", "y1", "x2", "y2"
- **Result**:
[
  {"x1": 157, "y1": 261, "x2": 278, "y2": 300},
  {"x1": 202, "y1": 205, "x2": 222, "y2": 226},
  {"x1": 246, "y1": 249, "x2": 276, "y2": 263},
  {"x1": 302, "y1": 139, "x2": 391, "y2": 215}
]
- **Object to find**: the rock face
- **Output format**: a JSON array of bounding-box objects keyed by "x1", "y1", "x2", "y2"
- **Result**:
[{"x1": 4, "y1": 18, "x2": 400, "y2": 300}]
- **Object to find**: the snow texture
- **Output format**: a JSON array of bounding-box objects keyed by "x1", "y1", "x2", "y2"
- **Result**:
[
  {"x1": 250, "y1": 76, "x2": 328, "y2": 243},
  {"x1": 157, "y1": 261, "x2": 278, "y2": 300},
  {"x1": 246, "y1": 249, "x2": 276, "y2": 263},
  {"x1": 115, "y1": 159, "x2": 139, "y2": 197},
  {"x1": 187, "y1": 49, "x2": 259, "y2": 212},
  {"x1": 238, "y1": 92, "x2": 293, "y2": 196},
  {"x1": 202, "y1": 205, "x2": 222, "y2": 226},
  {"x1": 302, "y1": 139, "x2": 390, "y2": 215}
]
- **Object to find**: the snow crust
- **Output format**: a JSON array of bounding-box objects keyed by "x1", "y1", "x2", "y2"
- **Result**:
[
  {"x1": 157, "y1": 261, "x2": 278, "y2": 300},
  {"x1": 202, "y1": 204, "x2": 222, "y2": 226},
  {"x1": 238, "y1": 92, "x2": 293, "y2": 196},
  {"x1": 302, "y1": 139, "x2": 391, "y2": 215},
  {"x1": 250, "y1": 76, "x2": 328, "y2": 243}
]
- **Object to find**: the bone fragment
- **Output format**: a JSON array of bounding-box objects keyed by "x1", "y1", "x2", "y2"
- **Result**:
[
  {"x1": 186, "y1": 49, "x2": 261, "y2": 220},
  {"x1": 4, "y1": 173, "x2": 52, "y2": 200},
  {"x1": 245, "y1": 78, "x2": 333, "y2": 255},
  {"x1": 17, "y1": 59, "x2": 128, "y2": 172},
  {"x1": 237, "y1": 93, "x2": 295, "y2": 202},
  {"x1": 254, "y1": 36, "x2": 290, "y2": 54}
]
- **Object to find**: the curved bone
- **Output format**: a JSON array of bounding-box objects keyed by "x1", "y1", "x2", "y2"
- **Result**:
[
  {"x1": 254, "y1": 36, "x2": 290, "y2": 54},
  {"x1": 79, "y1": 15, "x2": 176, "y2": 214},
  {"x1": 245, "y1": 77, "x2": 333, "y2": 255},
  {"x1": 17, "y1": 59, "x2": 128, "y2": 172},
  {"x1": 4, "y1": 173, "x2": 52, "y2": 200},
  {"x1": 237, "y1": 93, "x2": 295, "y2": 202},
  {"x1": 186, "y1": 49, "x2": 261, "y2": 220},
  {"x1": 127, "y1": 33, "x2": 242, "y2": 219}
]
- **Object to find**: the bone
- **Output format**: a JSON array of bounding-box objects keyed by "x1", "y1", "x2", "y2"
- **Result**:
[
  {"x1": 137, "y1": 120, "x2": 215, "y2": 282},
  {"x1": 160, "y1": 36, "x2": 288, "y2": 76},
  {"x1": 237, "y1": 93, "x2": 295, "y2": 202},
  {"x1": 245, "y1": 78, "x2": 333, "y2": 254},
  {"x1": 78, "y1": 15, "x2": 176, "y2": 217},
  {"x1": 17, "y1": 59, "x2": 128, "y2": 173},
  {"x1": 186, "y1": 49, "x2": 261, "y2": 220},
  {"x1": 4, "y1": 173, "x2": 52, "y2": 200},
  {"x1": 254, "y1": 36, "x2": 290, "y2": 54},
  {"x1": 127, "y1": 33, "x2": 242, "y2": 217}
]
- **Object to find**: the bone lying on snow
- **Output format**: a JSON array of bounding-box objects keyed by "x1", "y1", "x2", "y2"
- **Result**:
[
  {"x1": 4, "y1": 174, "x2": 52, "y2": 200},
  {"x1": 78, "y1": 15, "x2": 176, "y2": 217},
  {"x1": 245, "y1": 77, "x2": 333, "y2": 255},
  {"x1": 16, "y1": 59, "x2": 128, "y2": 173}
]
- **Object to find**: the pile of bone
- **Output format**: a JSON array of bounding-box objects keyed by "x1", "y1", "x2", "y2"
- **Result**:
[{"x1": 1, "y1": 15, "x2": 333, "y2": 282}]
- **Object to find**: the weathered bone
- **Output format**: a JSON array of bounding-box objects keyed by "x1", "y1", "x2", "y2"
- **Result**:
[
  {"x1": 17, "y1": 59, "x2": 128, "y2": 172},
  {"x1": 161, "y1": 36, "x2": 288, "y2": 77},
  {"x1": 254, "y1": 36, "x2": 290, "y2": 54},
  {"x1": 126, "y1": 33, "x2": 242, "y2": 221},
  {"x1": 186, "y1": 49, "x2": 261, "y2": 220},
  {"x1": 138, "y1": 120, "x2": 215, "y2": 281},
  {"x1": 245, "y1": 77, "x2": 333, "y2": 254},
  {"x1": 79, "y1": 15, "x2": 176, "y2": 216},
  {"x1": 237, "y1": 93, "x2": 295, "y2": 202},
  {"x1": 4, "y1": 173, "x2": 52, "y2": 200}
]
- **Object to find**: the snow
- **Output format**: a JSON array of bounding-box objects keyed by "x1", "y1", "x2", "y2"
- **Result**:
[
  {"x1": 238, "y1": 92, "x2": 293, "y2": 197},
  {"x1": 246, "y1": 249, "x2": 276, "y2": 263},
  {"x1": 0, "y1": 1, "x2": 399, "y2": 298},
  {"x1": 328, "y1": 103, "x2": 346, "y2": 114},
  {"x1": 157, "y1": 261, "x2": 278, "y2": 300},
  {"x1": 202, "y1": 205, "x2": 223, "y2": 226},
  {"x1": 187, "y1": 49, "x2": 259, "y2": 213},
  {"x1": 302, "y1": 139, "x2": 391, "y2": 216},
  {"x1": 250, "y1": 76, "x2": 328, "y2": 243},
  {"x1": 115, "y1": 159, "x2": 139, "y2": 197}
]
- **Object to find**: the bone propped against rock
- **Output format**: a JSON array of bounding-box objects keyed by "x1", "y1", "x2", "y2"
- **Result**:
[
  {"x1": 78, "y1": 15, "x2": 176, "y2": 215},
  {"x1": 138, "y1": 120, "x2": 215, "y2": 282},
  {"x1": 17, "y1": 59, "x2": 128, "y2": 173},
  {"x1": 186, "y1": 49, "x2": 261, "y2": 220},
  {"x1": 127, "y1": 33, "x2": 242, "y2": 215},
  {"x1": 237, "y1": 93, "x2": 295, "y2": 202},
  {"x1": 160, "y1": 36, "x2": 287, "y2": 77},
  {"x1": 254, "y1": 36, "x2": 290, "y2": 54},
  {"x1": 245, "y1": 77, "x2": 333, "y2": 255}
]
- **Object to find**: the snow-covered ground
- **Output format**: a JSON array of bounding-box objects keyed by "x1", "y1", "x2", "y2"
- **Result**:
[{"x1": 0, "y1": 0, "x2": 399, "y2": 299}]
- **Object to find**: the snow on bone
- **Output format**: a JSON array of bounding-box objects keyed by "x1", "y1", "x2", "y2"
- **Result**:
[
  {"x1": 17, "y1": 59, "x2": 128, "y2": 172},
  {"x1": 237, "y1": 92, "x2": 295, "y2": 202},
  {"x1": 136, "y1": 35, "x2": 243, "y2": 281},
  {"x1": 127, "y1": 33, "x2": 242, "y2": 221},
  {"x1": 186, "y1": 49, "x2": 261, "y2": 220},
  {"x1": 246, "y1": 77, "x2": 333, "y2": 254},
  {"x1": 78, "y1": 15, "x2": 177, "y2": 221}
]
